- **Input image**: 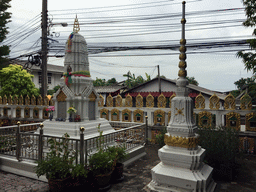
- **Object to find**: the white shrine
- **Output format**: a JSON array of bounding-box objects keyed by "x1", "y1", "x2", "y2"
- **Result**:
[
  {"x1": 42, "y1": 16, "x2": 115, "y2": 138},
  {"x1": 147, "y1": 2, "x2": 216, "y2": 192}
]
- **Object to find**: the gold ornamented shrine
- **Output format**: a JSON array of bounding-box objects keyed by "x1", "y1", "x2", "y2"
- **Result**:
[
  {"x1": 198, "y1": 111, "x2": 212, "y2": 128},
  {"x1": 125, "y1": 94, "x2": 133, "y2": 107},
  {"x1": 240, "y1": 93, "x2": 252, "y2": 110},
  {"x1": 209, "y1": 93, "x2": 220, "y2": 110},
  {"x1": 154, "y1": 109, "x2": 165, "y2": 125},
  {"x1": 195, "y1": 93, "x2": 205, "y2": 109},
  {"x1": 246, "y1": 112, "x2": 256, "y2": 132},
  {"x1": 226, "y1": 112, "x2": 241, "y2": 131},
  {"x1": 224, "y1": 93, "x2": 235, "y2": 110},
  {"x1": 111, "y1": 108, "x2": 119, "y2": 121},
  {"x1": 100, "y1": 108, "x2": 109, "y2": 120},
  {"x1": 122, "y1": 109, "x2": 131, "y2": 122},
  {"x1": 98, "y1": 94, "x2": 104, "y2": 107},
  {"x1": 134, "y1": 109, "x2": 144, "y2": 123},
  {"x1": 157, "y1": 93, "x2": 166, "y2": 108},
  {"x1": 136, "y1": 93, "x2": 143, "y2": 108},
  {"x1": 116, "y1": 94, "x2": 123, "y2": 107},
  {"x1": 106, "y1": 94, "x2": 113, "y2": 107},
  {"x1": 56, "y1": 90, "x2": 67, "y2": 102},
  {"x1": 146, "y1": 93, "x2": 154, "y2": 107},
  {"x1": 164, "y1": 134, "x2": 198, "y2": 149}
]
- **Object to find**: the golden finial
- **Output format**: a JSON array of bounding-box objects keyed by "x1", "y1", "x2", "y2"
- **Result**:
[{"x1": 73, "y1": 15, "x2": 80, "y2": 33}]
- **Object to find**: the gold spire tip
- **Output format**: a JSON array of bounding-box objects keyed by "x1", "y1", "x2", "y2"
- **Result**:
[{"x1": 73, "y1": 15, "x2": 80, "y2": 33}]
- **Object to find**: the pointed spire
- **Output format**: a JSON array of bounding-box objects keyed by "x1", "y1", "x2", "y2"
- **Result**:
[{"x1": 73, "y1": 14, "x2": 80, "y2": 33}]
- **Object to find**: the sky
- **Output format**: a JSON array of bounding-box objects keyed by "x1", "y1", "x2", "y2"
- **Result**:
[{"x1": 4, "y1": 0, "x2": 255, "y2": 92}]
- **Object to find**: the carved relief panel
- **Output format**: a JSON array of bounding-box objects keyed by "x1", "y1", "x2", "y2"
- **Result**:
[
  {"x1": 98, "y1": 94, "x2": 104, "y2": 107},
  {"x1": 146, "y1": 93, "x2": 154, "y2": 108},
  {"x1": 154, "y1": 110, "x2": 165, "y2": 126},
  {"x1": 125, "y1": 94, "x2": 132, "y2": 107},
  {"x1": 134, "y1": 109, "x2": 144, "y2": 123},
  {"x1": 122, "y1": 109, "x2": 131, "y2": 122},
  {"x1": 157, "y1": 93, "x2": 166, "y2": 108},
  {"x1": 198, "y1": 111, "x2": 212, "y2": 128},
  {"x1": 246, "y1": 112, "x2": 256, "y2": 132},
  {"x1": 100, "y1": 108, "x2": 109, "y2": 120},
  {"x1": 106, "y1": 94, "x2": 113, "y2": 107},
  {"x1": 111, "y1": 108, "x2": 119, "y2": 121},
  {"x1": 116, "y1": 94, "x2": 122, "y2": 107},
  {"x1": 226, "y1": 112, "x2": 241, "y2": 131},
  {"x1": 240, "y1": 93, "x2": 252, "y2": 110},
  {"x1": 33, "y1": 107, "x2": 39, "y2": 119},
  {"x1": 136, "y1": 94, "x2": 143, "y2": 108},
  {"x1": 195, "y1": 93, "x2": 205, "y2": 109},
  {"x1": 209, "y1": 93, "x2": 220, "y2": 110},
  {"x1": 224, "y1": 93, "x2": 235, "y2": 110}
]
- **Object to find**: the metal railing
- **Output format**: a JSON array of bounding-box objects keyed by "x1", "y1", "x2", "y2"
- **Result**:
[{"x1": 0, "y1": 121, "x2": 146, "y2": 164}]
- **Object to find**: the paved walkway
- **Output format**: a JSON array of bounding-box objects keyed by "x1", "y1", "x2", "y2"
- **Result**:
[{"x1": 1, "y1": 145, "x2": 256, "y2": 192}]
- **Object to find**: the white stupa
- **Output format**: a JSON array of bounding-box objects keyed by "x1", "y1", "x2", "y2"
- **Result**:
[
  {"x1": 42, "y1": 16, "x2": 115, "y2": 138},
  {"x1": 147, "y1": 2, "x2": 216, "y2": 192}
]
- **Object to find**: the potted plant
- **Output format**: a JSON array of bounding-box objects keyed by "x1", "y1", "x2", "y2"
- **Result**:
[
  {"x1": 70, "y1": 164, "x2": 90, "y2": 191},
  {"x1": 34, "y1": 133, "x2": 76, "y2": 192},
  {"x1": 88, "y1": 124, "x2": 116, "y2": 191},
  {"x1": 46, "y1": 106, "x2": 55, "y2": 121},
  {"x1": 67, "y1": 106, "x2": 77, "y2": 122},
  {"x1": 107, "y1": 144, "x2": 128, "y2": 183}
]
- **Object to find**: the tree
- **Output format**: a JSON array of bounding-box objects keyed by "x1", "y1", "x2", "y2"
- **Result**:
[
  {"x1": 0, "y1": 0, "x2": 11, "y2": 69},
  {"x1": 106, "y1": 78, "x2": 117, "y2": 86},
  {"x1": 186, "y1": 76, "x2": 199, "y2": 86},
  {"x1": 237, "y1": 0, "x2": 256, "y2": 74},
  {"x1": 93, "y1": 77, "x2": 106, "y2": 87},
  {"x1": 0, "y1": 64, "x2": 40, "y2": 97}
]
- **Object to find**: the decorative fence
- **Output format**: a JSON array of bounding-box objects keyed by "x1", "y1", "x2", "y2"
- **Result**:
[{"x1": 0, "y1": 122, "x2": 146, "y2": 164}]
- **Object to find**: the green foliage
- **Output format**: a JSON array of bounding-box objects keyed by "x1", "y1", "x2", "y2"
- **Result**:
[
  {"x1": 35, "y1": 133, "x2": 77, "y2": 179},
  {"x1": 0, "y1": 0, "x2": 11, "y2": 68},
  {"x1": 234, "y1": 77, "x2": 256, "y2": 104},
  {"x1": 0, "y1": 64, "x2": 40, "y2": 97},
  {"x1": 107, "y1": 144, "x2": 128, "y2": 163},
  {"x1": 237, "y1": 0, "x2": 256, "y2": 74},
  {"x1": 123, "y1": 71, "x2": 152, "y2": 88},
  {"x1": 47, "y1": 85, "x2": 60, "y2": 96},
  {"x1": 186, "y1": 76, "x2": 199, "y2": 86},
  {"x1": 106, "y1": 78, "x2": 117, "y2": 86},
  {"x1": 88, "y1": 124, "x2": 116, "y2": 176},
  {"x1": 154, "y1": 127, "x2": 167, "y2": 147},
  {"x1": 198, "y1": 126, "x2": 240, "y2": 169},
  {"x1": 71, "y1": 164, "x2": 88, "y2": 179}
]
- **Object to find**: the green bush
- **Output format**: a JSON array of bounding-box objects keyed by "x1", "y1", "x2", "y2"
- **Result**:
[
  {"x1": 198, "y1": 126, "x2": 241, "y2": 181},
  {"x1": 155, "y1": 127, "x2": 167, "y2": 147}
]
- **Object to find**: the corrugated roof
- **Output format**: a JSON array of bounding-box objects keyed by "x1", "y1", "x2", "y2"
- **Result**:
[{"x1": 94, "y1": 85, "x2": 125, "y2": 93}]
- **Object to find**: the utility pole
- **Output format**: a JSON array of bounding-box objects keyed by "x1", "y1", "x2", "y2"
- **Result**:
[
  {"x1": 41, "y1": 0, "x2": 48, "y2": 98},
  {"x1": 157, "y1": 65, "x2": 161, "y2": 93}
]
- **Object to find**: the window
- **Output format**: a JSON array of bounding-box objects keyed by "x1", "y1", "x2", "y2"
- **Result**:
[
  {"x1": 230, "y1": 120, "x2": 236, "y2": 127},
  {"x1": 136, "y1": 116, "x2": 141, "y2": 121},
  {"x1": 124, "y1": 116, "x2": 129, "y2": 121},
  {"x1": 38, "y1": 75, "x2": 42, "y2": 84},
  {"x1": 48, "y1": 76, "x2": 52, "y2": 84}
]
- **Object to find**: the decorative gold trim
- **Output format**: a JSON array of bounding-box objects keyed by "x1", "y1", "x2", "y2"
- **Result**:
[
  {"x1": 224, "y1": 93, "x2": 235, "y2": 110},
  {"x1": 240, "y1": 93, "x2": 252, "y2": 110},
  {"x1": 25, "y1": 95, "x2": 30, "y2": 105},
  {"x1": 19, "y1": 95, "x2": 23, "y2": 105},
  {"x1": 89, "y1": 92, "x2": 97, "y2": 102},
  {"x1": 178, "y1": 61, "x2": 186, "y2": 68},
  {"x1": 178, "y1": 69, "x2": 187, "y2": 77},
  {"x1": 164, "y1": 134, "x2": 198, "y2": 148},
  {"x1": 44, "y1": 96, "x2": 49, "y2": 106},
  {"x1": 16, "y1": 106, "x2": 21, "y2": 118},
  {"x1": 13, "y1": 95, "x2": 18, "y2": 105},
  {"x1": 111, "y1": 108, "x2": 119, "y2": 121},
  {"x1": 179, "y1": 53, "x2": 186, "y2": 60},
  {"x1": 37, "y1": 95, "x2": 42, "y2": 105},
  {"x1": 181, "y1": 18, "x2": 186, "y2": 24},
  {"x1": 226, "y1": 112, "x2": 241, "y2": 131},
  {"x1": 198, "y1": 111, "x2": 212, "y2": 128},
  {"x1": 2, "y1": 95, "x2": 7, "y2": 105},
  {"x1": 116, "y1": 94, "x2": 122, "y2": 107},
  {"x1": 168, "y1": 111, "x2": 171, "y2": 123},
  {"x1": 154, "y1": 109, "x2": 165, "y2": 126},
  {"x1": 157, "y1": 93, "x2": 166, "y2": 108},
  {"x1": 134, "y1": 109, "x2": 144, "y2": 123},
  {"x1": 180, "y1": 39, "x2": 186, "y2": 45},
  {"x1": 3, "y1": 107, "x2": 8, "y2": 117},
  {"x1": 33, "y1": 107, "x2": 39, "y2": 119},
  {"x1": 73, "y1": 15, "x2": 80, "y2": 33},
  {"x1": 136, "y1": 93, "x2": 143, "y2": 108},
  {"x1": 106, "y1": 94, "x2": 113, "y2": 107},
  {"x1": 98, "y1": 94, "x2": 104, "y2": 107},
  {"x1": 146, "y1": 93, "x2": 154, "y2": 108},
  {"x1": 209, "y1": 93, "x2": 220, "y2": 110},
  {"x1": 100, "y1": 108, "x2": 109, "y2": 120},
  {"x1": 195, "y1": 93, "x2": 205, "y2": 109},
  {"x1": 43, "y1": 107, "x2": 48, "y2": 119},
  {"x1": 169, "y1": 93, "x2": 176, "y2": 108},
  {"x1": 122, "y1": 109, "x2": 131, "y2": 122},
  {"x1": 125, "y1": 94, "x2": 132, "y2": 107},
  {"x1": 175, "y1": 108, "x2": 184, "y2": 116},
  {"x1": 7, "y1": 95, "x2": 12, "y2": 105},
  {"x1": 31, "y1": 95, "x2": 36, "y2": 105},
  {"x1": 0, "y1": 96, "x2": 2, "y2": 104},
  {"x1": 246, "y1": 112, "x2": 256, "y2": 132},
  {"x1": 24, "y1": 106, "x2": 30, "y2": 118},
  {"x1": 56, "y1": 90, "x2": 67, "y2": 102}
]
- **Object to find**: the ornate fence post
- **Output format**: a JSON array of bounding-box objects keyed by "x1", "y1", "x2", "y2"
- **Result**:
[
  {"x1": 80, "y1": 127, "x2": 85, "y2": 165},
  {"x1": 38, "y1": 123, "x2": 44, "y2": 161},
  {"x1": 16, "y1": 121, "x2": 21, "y2": 161},
  {"x1": 145, "y1": 116, "x2": 148, "y2": 145}
]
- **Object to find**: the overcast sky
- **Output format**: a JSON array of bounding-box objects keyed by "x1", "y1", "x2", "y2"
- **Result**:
[{"x1": 5, "y1": 0, "x2": 255, "y2": 92}]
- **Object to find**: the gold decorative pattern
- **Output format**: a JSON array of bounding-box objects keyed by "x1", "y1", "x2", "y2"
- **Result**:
[
  {"x1": 31, "y1": 95, "x2": 36, "y2": 105},
  {"x1": 89, "y1": 92, "x2": 97, "y2": 102},
  {"x1": 125, "y1": 94, "x2": 133, "y2": 107},
  {"x1": 116, "y1": 94, "x2": 122, "y2": 107},
  {"x1": 134, "y1": 109, "x2": 144, "y2": 123},
  {"x1": 106, "y1": 94, "x2": 113, "y2": 107},
  {"x1": 2, "y1": 95, "x2": 7, "y2": 104},
  {"x1": 25, "y1": 95, "x2": 30, "y2": 105},
  {"x1": 154, "y1": 109, "x2": 165, "y2": 126},
  {"x1": 49, "y1": 99, "x2": 54, "y2": 106},
  {"x1": 224, "y1": 93, "x2": 235, "y2": 110},
  {"x1": 13, "y1": 95, "x2": 18, "y2": 105},
  {"x1": 226, "y1": 112, "x2": 241, "y2": 131},
  {"x1": 24, "y1": 106, "x2": 30, "y2": 118},
  {"x1": 100, "y1": 108, "x2": 109, "y2": 120},
  {"x1": 3, "y1": 107, "x2": 8, "y2": 117},
  {"x1": 7, "y1": 95, "x2": 12, "y2": 105},
  {"x1": 164, "y1": 134, "x2": 198, "y2": 148},
  {"x1": 178, "y1": 69, "x2": 187, "y2": 77},
  {"x1": 180, "y1": 39, "x2": 186, "y2": 45},
  {"x1": 246, "y1": 112, "x2": 256, "y2": 132},
  {"x1": 195, "y1": 93, "x2": 205, "y2": 109},
  {"x1": 37, "y1": 95, "x2": 42, "y2": 105},
  {"x1": 169, "y1": 93, "x2": 176, "y2": 108},
  {"x1": 33, "y1": 107, "x2": 39, "y2": 119},
  {"x1": 16, "y1": 106, "x2": 21, "y2": 118},
  {"x1": 98, "y1": 94, "x2": 104, "y2": 107},
  {"x1": 179, "y1": 53, "x2": 186, "y2": 60},
  {"x1": 136, "y1": 93, "x2": 143, "y2": 108},
  {"x1": 240, "y1": 93, "x2": 252, "y2": 110},
  {"x1": 209, "y1": 94, "x2": 220, "y2": 110},
  {"x1": 198, "y1": 111, "x2": 212, "y2": 128},
  {"x1": 44, "y1": 96, "x2": 49, "y2": 106},
  {"x1": 168, "y1": 111, "x2": 171, "y2": 123},
  {"x1": 146, "y1": 93, "x2": 154, "y2": 108},
  {"x1": 56, "y1": 91, "x2": 67, "y2": 102},
  {"x1": 19, "y1": 95, "x2": 23, "y2": 105},
  {"x1": 0, "y1": 96, "x2": 2, "y2": 104},
  {"x1": 178, "y1": 61, "x2": 186, "y2": 68},
  {"x1": 122, "y1": 109, "x2": 131, "y2": 122},
  {"x1": 73, "y1": 15, "x2": 80, "y2": 33},
  {"x1": 43, "y1": 107, "x2": 48, "y2": 119},
  {"x1": 111, "y1": 108, "x2": 119, "y2": 121},
  {"x1": 157, "y1": 93, "x2": 166, "y2": 108},
  {"x1": 181, "y1": 18, "x2": 186, "y2": 24},
  {"x1": 175, "y1": 108, "x2": 184, "y2": 116}
]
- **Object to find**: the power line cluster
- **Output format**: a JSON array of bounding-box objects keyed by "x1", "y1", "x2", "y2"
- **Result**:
[{"x1": 1, "y1": 1, "x2": 252, "y2": 64}]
